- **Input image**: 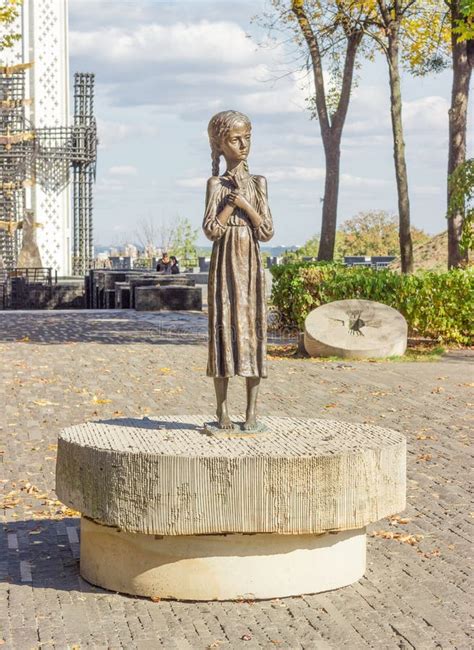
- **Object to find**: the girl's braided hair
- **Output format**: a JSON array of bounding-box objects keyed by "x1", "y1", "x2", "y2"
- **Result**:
[{"x1": 207, "y1": 110, "x2": 251, "y2": 177}]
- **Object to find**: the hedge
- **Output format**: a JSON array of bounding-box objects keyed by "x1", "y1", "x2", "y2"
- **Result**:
[{"x1": 270, "y1": 262, "x2": 473, "y2": 345}]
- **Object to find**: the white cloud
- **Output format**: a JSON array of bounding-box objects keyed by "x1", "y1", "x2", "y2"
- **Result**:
[
  {"x1": 266, "y1": 166, "x2": 388, "y2": 189},
  {"x1": 95, "y1": 177, "x2": 125, "y2": 193},
  {"x1": 341, "y1": 173, "x2": 390, "y2": 189},
  {"x1": 108, "y1": 165, "x2": 138, "y2": 177},
  {"x1": 97, "y1": 119, "x2": 160, "y2": 148},
  {"x1": 283, "y1": 134, "x2": 320, "y2": 147},
  {"x1": 402, "y1": 96, "x2": 448, "y2": 133},
  {"x1": 345, "y1": 88, "x2": 448, "y2": 139},
  {"x1": 173, "y1": 63, "x2": 276, "y2": 89},
  {"x1": 70, "y1": 19, "x2": 308, "y2": 118},
  {"x1": 70, "y1": 21, "x2": 262, "y2": 67},
  {"x1": 266, "y1": 166, "x2": 325, "y2": 182},
  {"x1": 412, "y1": 184, "x2": 442, "y2": 195},
  {"x1": 176, "y1": 177, "x2": 208, "y2": 189}
]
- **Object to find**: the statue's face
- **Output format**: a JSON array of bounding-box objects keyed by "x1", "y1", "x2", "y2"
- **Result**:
[{"x1": 220, "y1": 122, "x2": 251, "y2": 165}]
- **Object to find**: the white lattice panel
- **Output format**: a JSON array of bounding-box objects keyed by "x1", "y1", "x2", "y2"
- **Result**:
[{"x1": 1, "y1": 1, "x2": 71, "y2": 275}]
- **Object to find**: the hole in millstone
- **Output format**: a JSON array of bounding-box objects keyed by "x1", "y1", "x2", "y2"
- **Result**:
[{"x1": 347, "y1": 311, "x2": 366, "y2": 336}]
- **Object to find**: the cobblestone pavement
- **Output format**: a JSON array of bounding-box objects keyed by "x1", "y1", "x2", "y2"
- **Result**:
[{"x1": 0, "y1": 311, "x2": 472, "y2": 649}]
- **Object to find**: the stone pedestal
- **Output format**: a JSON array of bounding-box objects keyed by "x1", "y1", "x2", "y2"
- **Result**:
[
  {"x1": 56, "y1": 416, "x2": 406, "y2": 600},
  {"x1": 80, "y1": 518, "x2": 366, "y2": 600}
]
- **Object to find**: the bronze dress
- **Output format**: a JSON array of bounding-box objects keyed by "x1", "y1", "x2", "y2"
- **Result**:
[{"x1": 203, "y1": 173, "x2": 274, "y2": 378}]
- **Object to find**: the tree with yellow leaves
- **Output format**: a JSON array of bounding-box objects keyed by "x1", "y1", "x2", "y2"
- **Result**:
[
  {"x1": 342, "y1": 0, "x2": 459, "y2": 273},
  {"x1": 370, "y1": 0, "x2": 471, "y2": 267},
  {"x1": 259, "y1": 1, "x2": 375, "y2": 262},
  {"x1": 0, "y1": 0, "x2": 22, "y2": 52},
  {"x1": 260, "y1": 1, "x2": 450, "y2": 271},
  {"x1": 446, "y1": 0, "x2": 472, "y2": 267},
  {"x1": 335, "y1": 209, "x2": 430, "y2": 257},
  {"x1": 384, "y1": 0, "x2": 471, "y2": 267}
]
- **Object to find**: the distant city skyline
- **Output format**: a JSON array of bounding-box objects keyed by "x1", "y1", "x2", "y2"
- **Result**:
[{"x1": 69, "y1": 0, "x2": 473, "y2": 248}]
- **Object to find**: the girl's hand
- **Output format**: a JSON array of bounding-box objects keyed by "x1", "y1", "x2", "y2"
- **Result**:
[{"x1": 228, "y1": 191, "x2": 248, "y2": 210}]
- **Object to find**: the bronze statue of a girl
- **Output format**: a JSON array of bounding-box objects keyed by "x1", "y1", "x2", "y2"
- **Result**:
[{"x1": 203, "y1": 110, "x2": 274, "y2": 431}]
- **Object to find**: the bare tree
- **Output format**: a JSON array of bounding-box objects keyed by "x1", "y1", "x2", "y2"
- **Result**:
[{"x1": 135, "y1": 216, "x2": 159, "y2": 252}]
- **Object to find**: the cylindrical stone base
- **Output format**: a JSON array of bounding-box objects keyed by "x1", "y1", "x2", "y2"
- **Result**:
[{"x1": 80, "y1": 517, "x2": 366, "y2": 601}]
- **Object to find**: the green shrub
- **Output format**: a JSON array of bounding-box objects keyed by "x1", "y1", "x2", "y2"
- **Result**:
[{"x1": 270, "y1": 263, "x2": 473, "y2": 344}]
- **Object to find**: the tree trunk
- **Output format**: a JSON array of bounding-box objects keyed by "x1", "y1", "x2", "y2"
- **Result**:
[
  {"x1": 318, "y1": 142, "x2": 341, "y2": 260},
  {"x1": 387, "y1": 28, "x2": 413, "y2": 274},
  {"x1": 447, "y1": 0, "x2": 471, "y2": 268},
  {"x1": 291, "y1": 1, "x2": 360, "y2": 262}
]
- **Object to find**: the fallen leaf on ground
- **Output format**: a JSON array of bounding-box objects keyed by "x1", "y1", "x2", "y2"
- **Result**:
[
  {"x1": 370, "y1": 530, "x2": 424, "y2": 545},
  {"x1": 20, "y1": 483, "x2": 40, "y2": 494},
  {"x1": 1, "y1": 491, "x2": 20, "y2": 508},
  {"x1": 32, "y1": 400, "x2": 58, "y2": 406},
  {"x1": 388, "y1": 515, "x2": 412, "y2": 525},
  {"x1": 28, "y1": 527, "x2": 44, "y2": 535},
  {"x1": 417, "y1": 454, "x2": 432, "y2": 462},
  {"x1": 420, "y1": 549, "x2": 441, "y2": 558},
  {"x1": 92, "y1": 395, "x2": 112, "y2": 405}
]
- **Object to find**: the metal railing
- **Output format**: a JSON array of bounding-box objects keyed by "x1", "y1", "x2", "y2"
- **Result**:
[{"x1": 0, "y1": 267, "x2": 55, "y2": 309}]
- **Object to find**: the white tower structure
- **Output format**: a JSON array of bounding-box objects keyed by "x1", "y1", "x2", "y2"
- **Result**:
[{"x1": 2, "y1": 0, "x2": 72, "y2": 276}]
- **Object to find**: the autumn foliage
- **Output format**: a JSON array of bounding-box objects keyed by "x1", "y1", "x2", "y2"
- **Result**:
[{"x1": 270, "y1": 261, "x2": 473, "y2": 343}]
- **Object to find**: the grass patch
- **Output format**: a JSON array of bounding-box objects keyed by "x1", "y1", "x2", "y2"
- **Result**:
[
  {"x1": 267, "y1": 343, "x2": 446, "y2": 362},
  {"x1": 387, "y1": 345, "x2": 445, "y2": 362}
]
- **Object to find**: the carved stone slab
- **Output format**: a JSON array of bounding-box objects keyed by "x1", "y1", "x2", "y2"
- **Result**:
[
  {"x1": 304, "y1": 299, "x2": 408, "y2": 359},
  {"x1": 56, "y1": 415, "x2": 406, "y2": 536}
]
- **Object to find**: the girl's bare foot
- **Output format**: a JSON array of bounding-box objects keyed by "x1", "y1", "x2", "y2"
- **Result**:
[
  {"x1": 217, "y1": 406, "x2": 234, "y2": 430},
  {"x1": 243, "y1": 412, "x2": 257, "y2": 431}
]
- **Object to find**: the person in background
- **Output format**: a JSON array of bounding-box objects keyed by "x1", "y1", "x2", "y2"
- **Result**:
[
  {"x1": 170, "y1": 256, "x2": 180, "y2": 274},
  {"x1": 156, "y1": 251, "x2": 172, "y2": 274}
]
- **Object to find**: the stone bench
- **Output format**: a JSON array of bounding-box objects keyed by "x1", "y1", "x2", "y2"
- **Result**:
[
  {"x1": 135, "y1": 285, "x2": 202, "y2": 311},
  {"x1": 129, "y1": 276, "x2": 196, "y2": 309},
  {"x1": 56, "y1": 415, "x2": 406, "y2": 600},
  {"x1": 183, "y1": 271, "x2": 209, "y2": 285}
]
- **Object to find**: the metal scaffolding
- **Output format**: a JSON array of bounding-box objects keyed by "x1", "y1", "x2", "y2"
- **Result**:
[
  {"x1": 0, "y1": 66, "x2": 97, "y2": 275},
  {"x1": 0, "y1": 64, "x2": 34, "y2": 267},
  {"x1": 72, "y1": 73, "x2": 96, "y2": 276}
]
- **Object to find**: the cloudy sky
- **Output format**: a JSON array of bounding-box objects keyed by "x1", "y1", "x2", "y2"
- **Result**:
[{"x1": 68, "y1": 0, "x2": 473, "y2": 248}]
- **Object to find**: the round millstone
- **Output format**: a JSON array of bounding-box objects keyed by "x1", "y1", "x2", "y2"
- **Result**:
[
  {"x1": 304, "y1": 299, "x2": 408, "y2": 359},
  {"x1": 56, "y1": 415, "x2": 406, "y2": 536}
]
